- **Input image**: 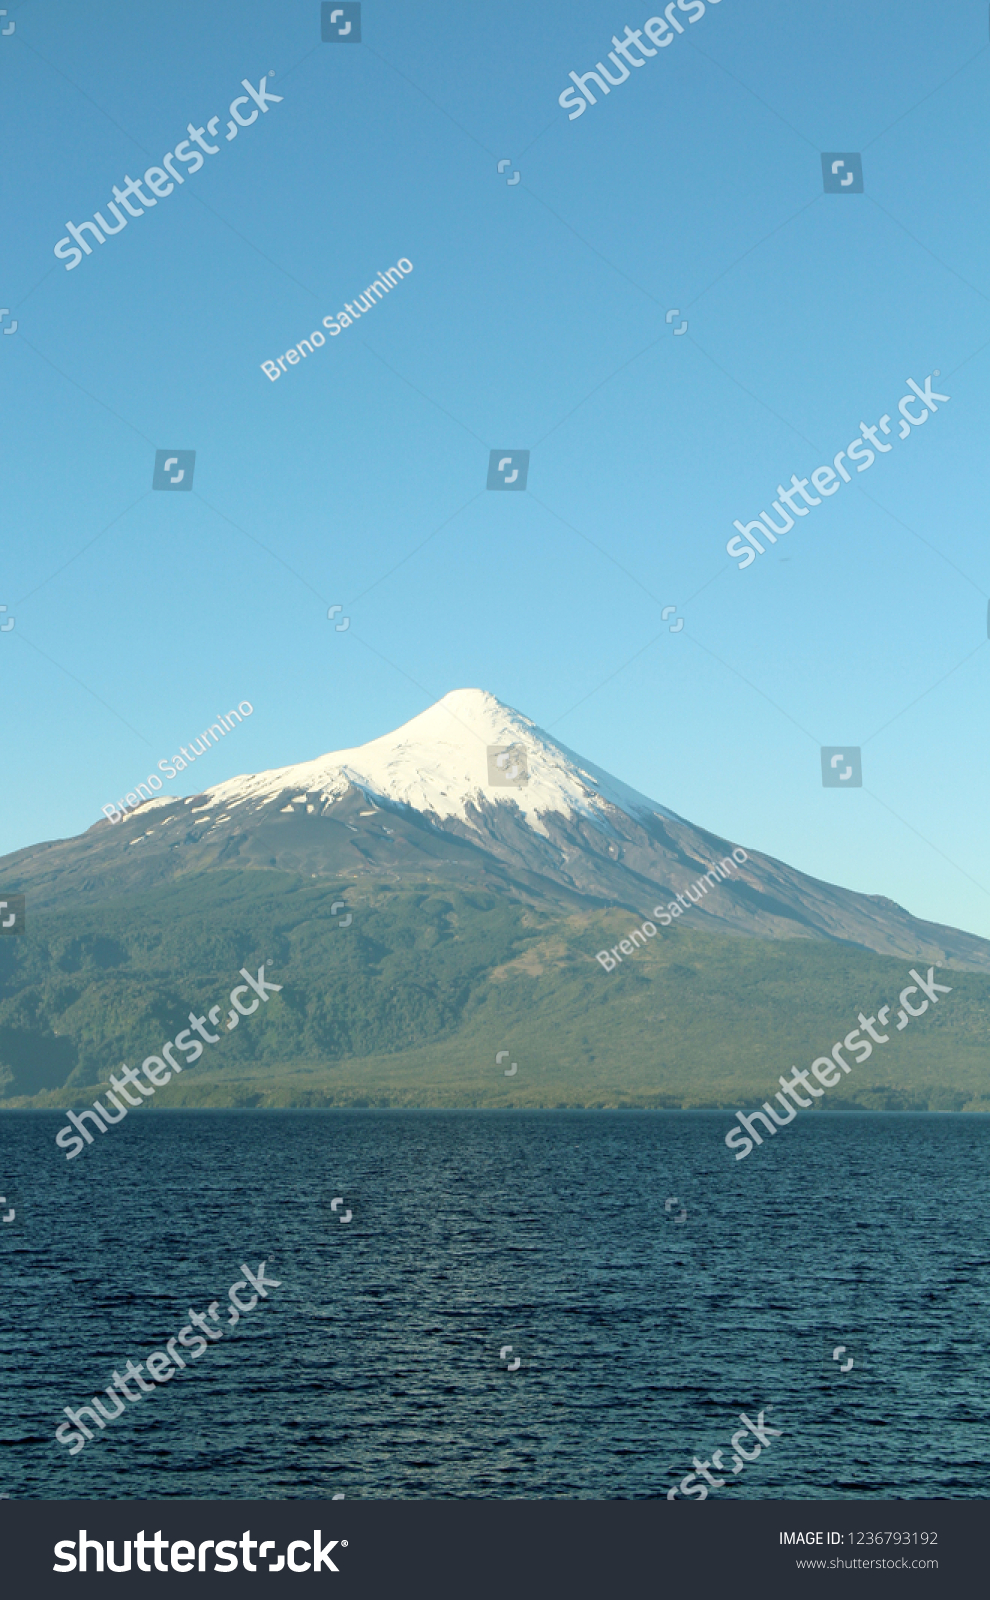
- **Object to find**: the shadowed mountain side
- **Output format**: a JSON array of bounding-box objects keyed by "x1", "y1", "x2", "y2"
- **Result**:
[{"x1": 0, "y1": 876, "x2": 987, "y2": 1111}]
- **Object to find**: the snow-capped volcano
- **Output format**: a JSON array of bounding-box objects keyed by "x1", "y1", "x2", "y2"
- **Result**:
[
  {"x1": 204, "y1": 688, "x2": 679, "y2": 838},
  {"x1": 5, "y1": 689, "x2": 990, "y2": 970}
]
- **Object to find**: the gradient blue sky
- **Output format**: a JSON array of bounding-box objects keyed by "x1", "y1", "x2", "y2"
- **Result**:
[{"x1": 2, "y1": 0, "x2": 989, "y2": 937}]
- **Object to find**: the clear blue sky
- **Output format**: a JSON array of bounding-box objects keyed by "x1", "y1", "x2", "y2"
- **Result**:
[{"x1": 2, "y1": 0, "x2": 989, "y2": 938}]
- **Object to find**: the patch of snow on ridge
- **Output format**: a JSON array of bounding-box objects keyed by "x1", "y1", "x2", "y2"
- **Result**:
[{"x1": 197, "y1": 689, "x2": 684, "y2": 836}]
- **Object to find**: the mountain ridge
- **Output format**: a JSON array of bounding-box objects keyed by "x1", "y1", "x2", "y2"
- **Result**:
[
  {"x1": 4, "y1": 688, "x2": 988, "y2": 970},
  {"x1": 1, "y1": 688, "x2": 987, "y2": 1111}
]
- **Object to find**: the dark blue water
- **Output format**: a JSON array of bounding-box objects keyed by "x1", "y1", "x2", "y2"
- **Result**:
[{"x1": 0, "y1": 1110, "x2": 987, "y2": 1500}]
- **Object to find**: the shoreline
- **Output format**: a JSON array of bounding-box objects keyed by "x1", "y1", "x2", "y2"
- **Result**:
[{"x1": 3, "y1": 1102, "x2": 988, "y2": 1117}]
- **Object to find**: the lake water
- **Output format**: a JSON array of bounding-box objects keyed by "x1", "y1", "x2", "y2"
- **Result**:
[{"x1": 1, "y1": 1109, "x2": 987, "y2": 1500}]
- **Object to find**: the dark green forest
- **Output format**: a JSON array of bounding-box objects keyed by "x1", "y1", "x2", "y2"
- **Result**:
[{"x1": 1, "y1": 868, "x2": 987, "y2": 1112}]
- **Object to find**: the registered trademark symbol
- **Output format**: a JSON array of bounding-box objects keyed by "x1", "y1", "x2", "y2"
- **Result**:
[{"x1": 341, "y1": 1540, "x2": 348, "y2": 1547}]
